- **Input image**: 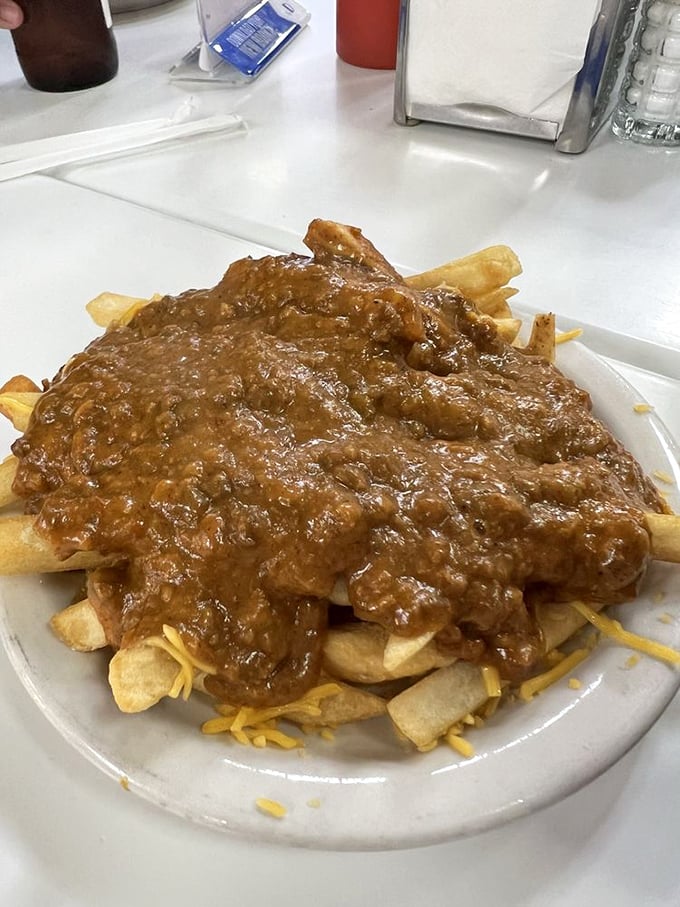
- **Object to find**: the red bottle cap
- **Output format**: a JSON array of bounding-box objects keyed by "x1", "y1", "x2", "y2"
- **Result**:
[{"x1": 336, "y1": 0, "x2": 400, "y2": 71}]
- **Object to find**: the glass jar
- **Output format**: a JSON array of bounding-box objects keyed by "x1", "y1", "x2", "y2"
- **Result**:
[
  {"x1": 11, "y1": 0, "x2": 119, "y2": 93},
  {"x1": 612, "y1": 0, "x2": 680, "y2": 144}
]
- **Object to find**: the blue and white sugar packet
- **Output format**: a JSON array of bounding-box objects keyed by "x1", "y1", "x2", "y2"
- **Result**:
[
  {"x1": 175, "y1": 0, "x2": 309, "y2": 82},
  {"x1": 209, "y1": 0, "x2": 310, "y2": 77}
]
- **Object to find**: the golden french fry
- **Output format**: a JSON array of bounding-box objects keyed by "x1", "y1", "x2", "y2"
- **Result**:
[
  {"x1": 535, "y1": 600, "x2": 604, "y2": 653},
  {"x1": 0, "y1": 375, "x2": 41, "y2": 394},
  {"x1": 86, "y1": 292, "x2": 159, "y2": 328},
  {"x1": 383, "y1": 630, "x2": 436, "y2": 673},
  {"x1": 329, "y1": 576, "x2": 351, "y2": 605},
  {"x1": 406, "y1": 245, "x2": 522, "y2": 298},
  {"x1": 323, "y1": 623, "x2": 453, "y2": 684},
  {"x1": 645, "y1": 512, "x2": 680, "y2": 563},
  {"x1": 0, "y1": 393, "x2": 40, "y2": 432},
  {"x1": 387, "y1": 598, "x2": 611, "y2": 748},
  {"x1": 354, "y1": 676, "x2": 415, "y2": 699},
  {"x1": 108, "y1": 644, "x2": 181, "y2": 713},
  {"x1": 387, "y1": 661, "x2": 489, "y2": 748},
  {"x1": 50, "y1": 598, "x2": 108, "y2": 651},
  {"x1": 491, "y1": 317, "x2": 522, "y2": 343},
  {"x1": 475, "y1": 286, "x2": 518, "y2": 319},
  {"x1": 322, "y1": 624, "x2": 390, "y2": 683},
  {"x1": 520, "y1": 313, "x2": 556, "y2": 362},
  {"x1": 286, "y1": 680, "x2": 386, "y2": 726},
  {"x1": 0, "y1": 456, "x2": 18, "y2": 509},
  {"x1": 0, "y1": 515, "x2": 109, "y2": 574}
]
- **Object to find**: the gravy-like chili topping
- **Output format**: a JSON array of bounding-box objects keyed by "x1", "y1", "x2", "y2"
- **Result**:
[{"x1": 12, "y1": 220, "x2": 663, "y2": 705}]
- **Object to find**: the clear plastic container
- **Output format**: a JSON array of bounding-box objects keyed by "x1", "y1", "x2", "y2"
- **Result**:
[{"x1": 612, "y1": 0, "x2": 680, "y2": 144}]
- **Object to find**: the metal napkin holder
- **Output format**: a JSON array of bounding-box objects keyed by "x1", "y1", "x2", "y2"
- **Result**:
[{"x1": 394, "y1": 0, "x2": 639, "y2": 153}]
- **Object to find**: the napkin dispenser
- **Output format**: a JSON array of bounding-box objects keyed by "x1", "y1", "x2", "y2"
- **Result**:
[{"x1": 394, "y1": 0, "x2": 640, "y2": 153}]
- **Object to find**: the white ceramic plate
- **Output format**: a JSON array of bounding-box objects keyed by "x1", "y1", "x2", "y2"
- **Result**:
[{"x1": 1, "y1": 341, "x2": 679, "y2": 851}]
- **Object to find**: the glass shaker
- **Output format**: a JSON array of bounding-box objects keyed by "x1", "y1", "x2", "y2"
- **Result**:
[{"x1": 612, "y1": 0, "x2": 680, "y2": 144}]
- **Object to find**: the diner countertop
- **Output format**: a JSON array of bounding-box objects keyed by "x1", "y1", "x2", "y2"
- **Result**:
[{"x1": 1, "y1": 3, "x2": 679, "y2": 905}]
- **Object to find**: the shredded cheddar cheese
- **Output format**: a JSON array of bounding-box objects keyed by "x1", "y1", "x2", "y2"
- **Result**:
[
  {"x1": 446, "y1": 731, "x2": 476, "y2": 758},
  {"x1": 653, "y1": 470, "x2": 675, "y2": 485},
  {"x1": 256, "y1": 798, "x2": 287, "y2": 819},
  {"x1": 568, "y1": 678, "x2": 582, "y2": 690},
  {"x1": 146, "y1": 624, "x2": 217, "y2": 700},
  {"x1": 544, "y1": 649, "x2": 566, "y2": 667},
  {"x1": 481, "y1": 664, "x2": 502, "y2": 698},
  {"x1": 570, "y1": 601, "x2": 680, "y2": 667},
  {"x1": 201, "y1": 682, "x2": 342, "y2": 749},
  {"x1": 518, "y1": 648, "x2": 590, "y2": 701},
  {"x1": 481, "y1": 696, "x2": 500, "y2": 719},
  {"x1": 625, "y1": 654, "x2": 641, "y2": 670},
  {"x1": 555, "y1": 328, "x2": 583, "y2": 345},
  {"x1": 633, "y1": 403, "x2": 654, "y2": 414}
]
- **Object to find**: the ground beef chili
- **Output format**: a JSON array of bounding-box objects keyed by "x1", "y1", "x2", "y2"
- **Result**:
[{"x1": 11, "y1": 220, "x2": 664, "y2": 706}]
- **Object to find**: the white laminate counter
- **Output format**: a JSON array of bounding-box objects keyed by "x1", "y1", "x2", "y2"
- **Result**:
[{"x1": 1, "y1": 1, "x2": 679, "y2": 368}]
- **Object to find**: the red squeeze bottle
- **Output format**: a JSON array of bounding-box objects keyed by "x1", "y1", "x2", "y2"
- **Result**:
[
  {"x1": 336, "y1": 0, "x2": 400, "y2": 70},
  {"x1": 11, "y1": 0, "x2": 118, "y2": 92}
]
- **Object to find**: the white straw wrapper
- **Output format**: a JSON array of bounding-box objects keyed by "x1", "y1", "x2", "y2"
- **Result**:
[{"x1": 0, "y1": 113, "x2": 245, "y2": 182}]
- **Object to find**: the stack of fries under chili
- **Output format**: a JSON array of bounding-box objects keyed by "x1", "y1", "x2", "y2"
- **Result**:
[{"x1": 1, "y1": 220, "x2": 679, "y2": 757}]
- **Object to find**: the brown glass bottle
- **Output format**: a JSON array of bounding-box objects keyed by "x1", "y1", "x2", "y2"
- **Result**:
[{"x1": 11, "y1": 0, "x2": 119, "y2": 93}]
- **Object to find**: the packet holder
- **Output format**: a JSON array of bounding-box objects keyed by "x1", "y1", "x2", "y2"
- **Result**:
[{"x1": 171, "y1": 0, "x2": 310, "y2": 85}]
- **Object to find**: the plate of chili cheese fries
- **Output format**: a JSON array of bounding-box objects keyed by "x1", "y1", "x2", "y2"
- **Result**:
[{"x1": 1, "y1": 220, "x2": 679, "y2": 849}]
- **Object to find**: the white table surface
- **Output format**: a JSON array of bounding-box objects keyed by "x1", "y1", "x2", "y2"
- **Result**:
[
  {"x1": 1, "y1": 3, "x2": 680, "y2": 905},
  {"x1": 2, "y1": 0, "x2": 680, "y2": 372}
]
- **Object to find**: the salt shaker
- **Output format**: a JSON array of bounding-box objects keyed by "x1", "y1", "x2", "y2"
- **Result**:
[{"x1": 612, "y1": 0, "x2": 680, "y2": 145}]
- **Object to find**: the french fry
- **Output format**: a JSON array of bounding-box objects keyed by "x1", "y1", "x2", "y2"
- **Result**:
[
  {"x1": 645, "y1": 512, "x2": 680, "y2": 563},
  {"x1": 42, "y1": 601, "x2": 406, "y2": 720},
  {"x1": 0, "y1": 392, "x2": 40, "y2": 432},
  {"x1": 387, "y1": 661, "x2": 489, "y2": 748},
  {"x1": 534, "y1": 599, "x2": 611, "y2": 653},
  {"x1": 108, "y1": 644, "x2": 181, "y2": 713},
  {"x1": 107, "y1": 641, "x2": 386, "y2": 722},
  {"x1": 50, "y1": 598, "x2": 108, "y2": 651},
  {"x1": 536, "y1": 599, "x2": 596, "y2": 652},
  {"x1": 491, "y1": 317, "x2": 522, "y2": 343},
  {"x1": 0, "y1": 515, "x2": 108, "y2": 574},
  {"x1": 329, "y1": 576, "x2": 351, "y2": 606},
  {"x1": 406, "y1": 245, "x2": 522, "y2": 298},
  {"x1": 0, "y1": 375, "x2": 41, "y2": 394},
  {"x1": 286, "y1": 680, "x2": 386, "y2": 726},
  {"x1": 474, "y1": 286, "x2": 518, "y2": 319},
  {"x1": 86, "y1": 292, "x2": 159, "y2": 328},
  {"x1": 387, "y1": 597, "x2": 611, "y2": 748},
  {"x1": 0, "y1": 456, "x2": 17, "y2": 509},
  {"x1": 383, "y1": 630, "x2": 436, "y2": 673},
  {"x1": 323, "y1": 623, "x2": 454, "y2": 684},
  {"x1": 520, "y1": 313, "x2": 556, "y2": 362}
]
